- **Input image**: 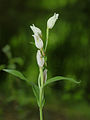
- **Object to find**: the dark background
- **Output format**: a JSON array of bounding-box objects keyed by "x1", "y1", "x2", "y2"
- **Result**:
[{"x1": 0, "y1": 0, "x2": 90, "y2": 120}]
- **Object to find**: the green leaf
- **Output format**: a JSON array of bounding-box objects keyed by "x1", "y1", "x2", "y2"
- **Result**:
[
  {"x1": 2, "y1": 69, "x2": 40, "y2": 106},
  {"x1": 3, "y1": 69, "x2": 27, "y2": 81},
  {"x1": 2, "y1": 69, "x2": 36, "y2": 87},
  {"x1": 44, "y1": 76, "x2": 80, "y2": 87},
  {"x1": 32, "y1": 84, "x2": 40, "y2": 107}
]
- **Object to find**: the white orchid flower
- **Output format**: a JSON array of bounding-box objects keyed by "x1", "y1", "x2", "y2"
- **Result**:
[
  {"x1": 43, "y1": 69, "x2": 47, "y2": 83},
  {"x1": 36, "y1": 50, "x2": 44, "y2": 67},
  {"x1": 32, "y1": 34, "x2": 43, "y2": 49},
  {"x1": 47, "y1": 13, "x2": 59, "y2": 29},
  {"x1": 30, "y1": 24, "x2": 42, "y2": 36}
]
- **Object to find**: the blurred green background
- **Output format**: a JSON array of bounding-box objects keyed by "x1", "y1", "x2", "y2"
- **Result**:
[{"x1": 0, "y1": 0, "x2": 90, "y2": 120}]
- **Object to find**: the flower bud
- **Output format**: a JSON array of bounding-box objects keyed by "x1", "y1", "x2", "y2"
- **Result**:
[
  {"x1": 30, "y1": 24, "x2": 42, "y2": 36},
  {"x1": 43, "y1": 69, "x2": 47, "y2": 83},
  {"x1": 32, "y1": 34, "x2": 43, "y2": 49},
  {"x1": 36, "y1": 50, "x2": 44, "y2": 67},
  {"x1": 47, "y1": 13, "x2": 59, "y2": 29}
]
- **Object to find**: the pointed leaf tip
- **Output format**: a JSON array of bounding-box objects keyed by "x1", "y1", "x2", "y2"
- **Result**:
[{"x1": 44, "y1": 76, "x2": 80, "y2": 87}]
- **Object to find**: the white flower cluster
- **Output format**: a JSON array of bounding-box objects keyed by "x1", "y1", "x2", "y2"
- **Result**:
[
  {"x1": 30, "y1": 24, "x2": 44, "y2": 67},
  {"x1": 30, "y1": 13, "x2": 59, "y2": 81},
  {"x1": 30, "y1": 13, "x2": 59, "y2": 66},
  {"x1": 30, "y1": 24, "x2": 43, "y2": 50}
]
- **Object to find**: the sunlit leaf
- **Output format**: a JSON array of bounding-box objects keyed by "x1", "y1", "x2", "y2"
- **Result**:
[
  {"x1": 44, "y1": 76, "x2": 80, "y2": 87},
  {"x1": 2, "y1": 69, "x2": 35, "y2": 87},
  {"x1": 3, "y1": 69, "x2": 27, "y2": 81}
]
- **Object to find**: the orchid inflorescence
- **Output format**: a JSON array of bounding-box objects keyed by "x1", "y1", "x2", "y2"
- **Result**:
[
  {"x1": 2, "y1": 13, "x2": 80, "y2": 120},
  {"x1": 30, "y1": 13, "x2": 59, "y2": 86},
  {"x1": 30, "y1": 13, "x2": 59, "y2": 120},
  {"x1": 30, "y1": 13, "x2": 59, "y2": 77}
]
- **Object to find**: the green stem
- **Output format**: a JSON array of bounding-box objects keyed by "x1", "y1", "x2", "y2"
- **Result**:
[
  {"x1": 45, "y1": 28, "x2": 49, "y2": 52},
  {"x1": 39, "y1": 67, "x2": 44, "y2": 120},
  {"x1": 40, "y1": 68, "x2": 43, "y2": 87},
  {"x1": 40, "y1": 108, "x2": 43, "y2": 120},
  {"x1": 38, "y1": 73, "x2": 40, "y2": 88},
  {"x1": 40, "y1": 89, "x2": 43, "y2": 120}
]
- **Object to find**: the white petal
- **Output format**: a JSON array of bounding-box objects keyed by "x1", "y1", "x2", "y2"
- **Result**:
[
  {"x1": 32, "y1": 34, "x2": 43, "y2": 49},
  {"x1": 47, "y1": 13, "x2": 59, "y2": 29},
  {"x1": 36, "y1": 50, "x2": 44, "y2": 67},
  {"x1": 30, "y1": 24, "x2": 42, "y2": 36}
]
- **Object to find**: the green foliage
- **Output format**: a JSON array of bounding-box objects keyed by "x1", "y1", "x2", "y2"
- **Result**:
[
  {"x1": 3, "y1": 69, "x2": 27, "y2": 81},
  {"x1": 2, "y1": 68, "x2": 40, "y2": 106},
  {"x1": 44, "y1": 76, "x2": 80, "y2": 87}
]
